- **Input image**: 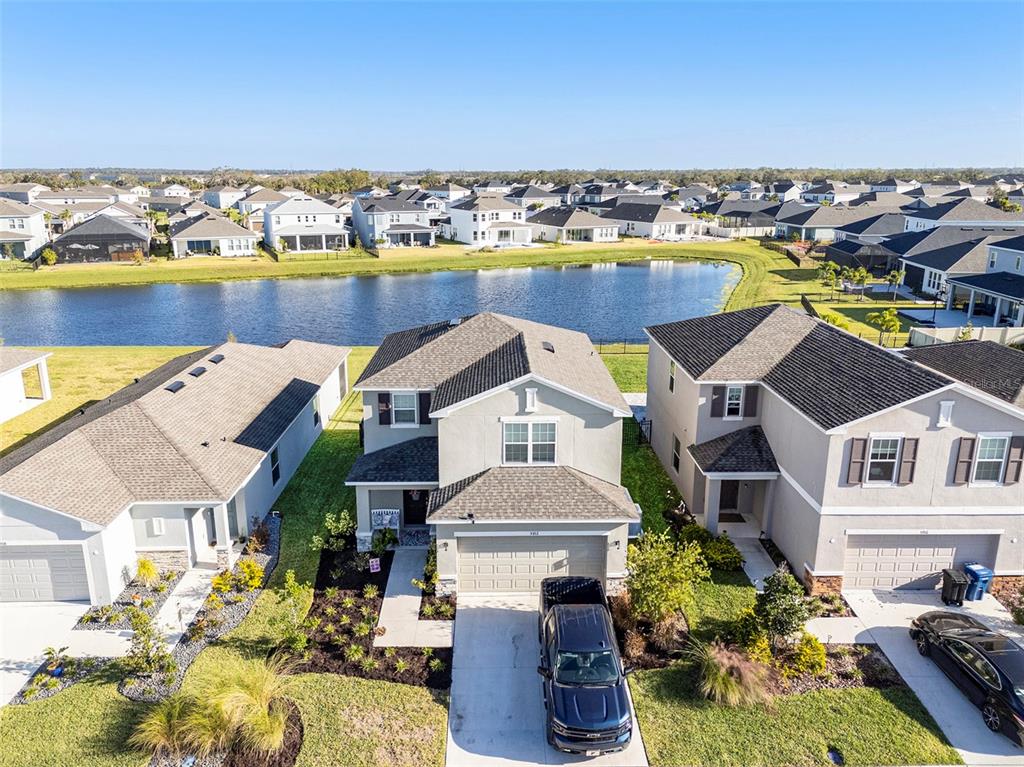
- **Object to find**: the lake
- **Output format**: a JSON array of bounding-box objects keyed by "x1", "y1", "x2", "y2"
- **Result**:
[{"x1": 0, "y1": 260, "x2": 740, "y2": 346}]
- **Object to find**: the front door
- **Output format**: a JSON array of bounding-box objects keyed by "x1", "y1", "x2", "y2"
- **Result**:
[
  {"x1": 403, "y1": 489, "x2": 428, "y2": 526},
  {"x1": 720, "y1": 480, "x2": 739, "y2": 511}
]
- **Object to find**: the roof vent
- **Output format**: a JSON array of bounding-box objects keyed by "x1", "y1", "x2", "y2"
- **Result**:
[
  {"x1": 542, "y1": 341, "x2": 555, "y2": 353},
  {"x1": 165, "y1": 380, "x2": 185, "y2": 393},
  {"x1": 449, "y1": 318, "x2": 462, "y2": 327},
  {"x1": 209, "y1": 353, "x2": 225, "y2": 364},
  {"x1": 189, "y1": 366, "x2": 206, "y2": 378}
]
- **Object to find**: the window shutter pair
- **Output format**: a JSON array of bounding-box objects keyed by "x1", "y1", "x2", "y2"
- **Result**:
[
  {"x1": 848, "y1": 437, "x2": 919, "y2": 485},
  {"x1": 710, "y1": 386, "x2": 725, "y2": 417},
  {"x1": 377, "y1": 393, "x2": 391, "y2": 425}
]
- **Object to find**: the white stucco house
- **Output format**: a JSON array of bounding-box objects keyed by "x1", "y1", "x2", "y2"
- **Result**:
[
  {"x1": 203, "y1": 186, "x2": 247, "y2": 210},
  {"x1": 444, "y1": 195, "x2": 532, "y2": 246},
  {"x1": 0, "y1": 349, "x2": 51, "y2": 425},
  {"x1": 351, "y1": 197, "x2": 435, "y2": 248},
  {"x1": 263, "y1": 195, "x2": 349, "y2": 253},
  {"x1": 0, "y1": 341, "x2": 350, "y2": 604},
  {"x1": 0, "y1": 199, "x2": 48, "y2": 260},
  {"x1": 169, "y1": 213, "x2": 261, "y2": 258},
  {"x1": 528, "y1": 206, "x2": 619, "y2": 243},
  {"x1": 600, "y1": 202, "x2": 703, "y2": 240},
  {"x1": 0, "y1": 183, "x2": 51, "y2": 204}
]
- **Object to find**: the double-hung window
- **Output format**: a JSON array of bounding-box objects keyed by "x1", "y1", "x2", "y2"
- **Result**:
[
  {"x1": 672, "y1": 435, "x2": 681, "y2": 472},
  {"x1": 503, "y1": 421, "x2": 556, "y2": 464},
  {"x1": 973, "y1": 435, "x2": 1009, "y2": 483},
  {"x1": 866, "y1": 436, "x2": 900, "y2": 483},
  {"x1": 391, "y1": 393, "x2": 417, "y2": 425},
  {"x1": 725, "y1": 385, "x2": 744, "y2": 418},
  {"x1": 270, "y1": 447, "x2": 281, "y2": 485},
  {"x1": 668, "y1": 360, "x2": 675, "y2": 392}
]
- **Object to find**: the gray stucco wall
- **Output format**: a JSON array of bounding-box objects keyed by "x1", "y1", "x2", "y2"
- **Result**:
[{"x1": 361, "y1": 390, "x2": 438, "y2": 453}]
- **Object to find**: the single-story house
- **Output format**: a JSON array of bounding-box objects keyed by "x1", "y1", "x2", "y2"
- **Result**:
[
  {"x1": 169, "y1": 213, "x2": 260, "y2": 258},
  {"x1": 0, "y1": 349, "x2": 51, "y2": 425},
  {"x1": 600, "y1": 202, "x2": 703, "y2": 239},
  {"x1": 528, "y1": 206, "x2": 619, "y2": 243}
]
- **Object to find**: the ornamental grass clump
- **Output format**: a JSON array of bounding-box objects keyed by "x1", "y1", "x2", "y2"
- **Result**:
[{"x1": 684, "y1": 637, "x2": 770, "y2": 707}]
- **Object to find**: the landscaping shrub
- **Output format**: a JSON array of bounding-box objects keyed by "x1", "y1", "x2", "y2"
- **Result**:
[
  {"x1": 624, "y1": 629, "x2": 647, "y2": 661},
  {"x1": 685, "y1": 638, "x2": 770, "y2": 707},
  {"x1": 676, "y1": 524, "x2": 744, "y2": 570},
  {"x1": 211, "y1": 570, "x2": 234, "y2": 594},
  {"x1": 746, "y1": 632, "x2": 773, "y2": 666},
  {"x1": 309, "y1": 509, "x2": 356, "y2": 553},
  {"x1": 1009, "y1": 584, "x2": 1024, "y2": 626},
  {"x1": 754, "y1": 565, "x2": 809, "y2": 646},
  {"x1": 129, "y1": 695, "x2": 191, "y2": 758},
  {"x1": 269, "y1": 569, "x2": 310, "y2": 653},
  {"x1": 649, "y1": 613, "x2": 689, "y2": 656},
  {"x1": 124, "y1": 608, "x2": 176, "y2": 677},
  {"x1": 371, "y1": 528, "x2": 397, "y2": 556},
  {"x1": 626, "y1": 530, "x2": 709, "y2": 623},
  {"x1": 234, "y1": 558, "x2": 265, "y2": 591},
  {"x1": 782, "y1": 632, "x2": 827, "y2": 679},
  {"x1": 135, "y1": 557, "x2": 160, "y2": 589},
  {"x1": 609, "y1": 592, "x2": 637, "y2": 632}
]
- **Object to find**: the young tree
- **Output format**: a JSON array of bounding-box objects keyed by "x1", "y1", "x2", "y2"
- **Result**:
[
  {"x1": 866, "y1": 307, "x2": 902, "y2": 345},
  {"x1": 124, "y1": 608, "x2": 176, "y2": 677},
  {"x1": 817, "y1": 261, "x2": 840, "y2": 301},
  {"x1": 40, "y1": 247, "x2": 57, "y2": 266},
  {"x1": 754, "y1": 566, "x2": 809, "y2": 647},
  {"x1": 626, "y1": 530, "x2": 709, "y2": 623},
  {"x1": 885, "y1": 268, "x2": 905, "y2": 300}
]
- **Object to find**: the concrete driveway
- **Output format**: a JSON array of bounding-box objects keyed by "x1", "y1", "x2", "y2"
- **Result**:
[
  {"x1": 0, "y1": 602, "x2": 130, "y2": 705},
  {"x1": 446, "y1": 594, "x2": 648, "y2": 767},
  {"x1": 845, "y1": 590, "x2": 1024, "y2": 766}
]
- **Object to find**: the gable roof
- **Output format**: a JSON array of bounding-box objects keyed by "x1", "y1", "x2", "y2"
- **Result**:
[
  {"x1": 646, "y1": 305, "x2": 951, "y2": 431},
  {"x1": 356, "y1": 312, "x2": 629, "y2": 415},
  {"x1": 55, "y1": 214, "x2": 149, "y2": 241},
  {"x1": 0, "y1": 198, "x2": 41, "y2": 217},
  {"x1": 901, "y1": 341, "x2": 1024, "y2": 409},
  {"x1": 835, "y1": 212, "x2": 907, "y2": 237},
  {"x1": 169, "y1": 213, "x2": 257, "y2": 240},
  {"x1": 906, "y1": 198, "x2": 1024, "y2": 223},
  {"x1": 600, "y1": 202, "x2": 697, "y2": 224},
  {"x1": 505, "y1": 185, "x2": 560, "y2": 200},
  {"x1": 688, "y1": 426, "x2": 779, "y2": 474},
  {"x1": 264, "y1": 195, "x2": 341, "y2": 215},
  {"x1": 450, "y1": 194, "x2": 519, "y2": 212},
  {"x1": 526, "y1": 206, "x2": 611, "y2": 228},
  {"x1": 358, "y1": 197, "x2": 423, "y2": 213},
  {"x1": 240, "y1": 188, "x2": 288, "y2": 203},
  {"x1": 0, "y1": 341, "x2": 350, "y2": 526},
  {"x1": 899, "y1": 236, "x2": 998, "y2": 272}
]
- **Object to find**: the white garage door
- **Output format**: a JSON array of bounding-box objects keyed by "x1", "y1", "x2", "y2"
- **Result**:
[
  {"x1": 457, "y1": 536, "x2": 606, "y2": 593},
  {"x1": 0, "y1": 545, "x2": 90, "y2": 602},
  {"x1": 844, "y1": 534, "x2": 998, "y2": 590}
]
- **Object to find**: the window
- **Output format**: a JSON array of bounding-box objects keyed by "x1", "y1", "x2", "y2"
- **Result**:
[
  {"x1": 725, "y1": 385, "x2": 744, "y2": 418},
  {"x1": 270, "y1": 447, "x2": 281, "y2": 485},
  {"x1": 989, "y1": 253, "x2": 997, "y2": 269},
  {"x1": 866, "y1": 436, "x2": 901, "y2": 483},
  {"x1": 668, "y1": 360, "x2": 675, "y2": 392},
  {"x1": 391, "y1": 393, "x2": 417, "y2": 425},
  {"x1": 672, "y1": 435, "x2": 680, "y2": 472},
  {"x1": 503, "y1": 421, "x2": 556, "y2": 464},
  {"x1": 312, "y1": 396, "x2": 320, "y2": 426},
  {"x1": 973, "y1": 435, "x2": 1009, "y2": 483}
]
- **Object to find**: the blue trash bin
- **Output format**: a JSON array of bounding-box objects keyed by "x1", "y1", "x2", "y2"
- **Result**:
[{"x1": 963, "y1": 562, "x2": 994, "y2": 601}]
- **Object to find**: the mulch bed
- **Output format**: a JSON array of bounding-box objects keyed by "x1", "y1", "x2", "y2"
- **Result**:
[
  {"x1": 775, "y1": 644, "x2": 904, "y2": 695},
  {"x1": 76, "y1": 570, "x2": 183, "y2": 630},
  {"x1": 808, "y1": 593, "x2": 854, "y2": 618},
  {"x1": 295, "y1": 542, "x2": 452, "y2": 689},
  {"x1": 222, "y1": 700, "x2": 303, "y2": 767},
  {"x1": 418, "y1": 593, "x2": 456, "y2": 621},
  {"x1": 759, "y1": 538, "x2": 789, "y2": 569},
  {"x1": 608, "y1": 595, "x2": 684, "y2": 671}
]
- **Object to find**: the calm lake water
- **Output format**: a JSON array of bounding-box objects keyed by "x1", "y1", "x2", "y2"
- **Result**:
[{"x1": 0, "y1": 260, "x2": 739, "y2": 346}]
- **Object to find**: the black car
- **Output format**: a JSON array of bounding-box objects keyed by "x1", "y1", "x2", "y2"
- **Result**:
[{"x1": 910, "y1": 611, "x2": 1024, "y2": 745}]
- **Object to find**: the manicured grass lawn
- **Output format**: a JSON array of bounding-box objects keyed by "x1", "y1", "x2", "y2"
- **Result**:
[
  {"x1": 620, "y1": 438, "x2": 679, "y2": 535},
  {"x1": 688, "y1": 569, "x2": 757, "y2": 642},
  {"x1": 0, "y1": 346, "x2": 200, "y2": 455},
  {"x1": 599, "y1": 352, "x2": 647, "y2": 392}
]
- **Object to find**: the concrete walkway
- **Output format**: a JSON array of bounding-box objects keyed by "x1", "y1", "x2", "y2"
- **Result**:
[
  {"x1": 155, "y1": 567, "x2": 217, "y2": 646},
  {"x1": 805, "y1": 615, "x2": 873, "y2": 644},
  {"x1": 374, "y1": 548, "x2": 453, "y2": 648},
  {"x1": 732, "y1": 537, "x2": 777, "y2": 592}
]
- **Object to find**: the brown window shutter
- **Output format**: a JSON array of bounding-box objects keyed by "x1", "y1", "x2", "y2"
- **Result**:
[
  {"x1": 710, "y1": 386, "x2": 725, "y2": 417},
  {"x1": 1005, "y1": 436, "x2": 1024, "y2": 484},
  {"x1": 377, "y1": 392, "x2": 392, "y2": 425},
  {"x1": 848, "y1": 438, "x2": 867, "y2": 484},
  {"x1": 897, "y1": 438, "x2": 918, "y2": 485},
  {"x1": 743, "y1": 385, "x2": 759, "y2": 418},
  {"x1": 418, "y1": 392, "x2": 432, "y2": 425},
  {"x1": 953, "y1": 437, "x2": 976, "y2": 485}
]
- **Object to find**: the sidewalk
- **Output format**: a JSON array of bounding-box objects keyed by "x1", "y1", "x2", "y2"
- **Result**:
[
  {"x1": 374, "y1": 548, "x2": 453, "y2": 648},
  {"x1": 154, "y1": 567, "x2": 217, "y2": 646},
  {"x1": 732, "y1": 537, "x2": 776, "y2": 592}
]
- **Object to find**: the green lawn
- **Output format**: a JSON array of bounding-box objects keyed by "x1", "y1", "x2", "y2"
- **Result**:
[{"x1": 620, "y1": 439, "x2": 678, "y2": 535}]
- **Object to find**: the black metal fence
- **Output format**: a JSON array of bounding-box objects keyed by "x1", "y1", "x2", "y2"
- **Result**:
[{"x1": 623, "y1": 417, "x2": 652, "y2": 446}]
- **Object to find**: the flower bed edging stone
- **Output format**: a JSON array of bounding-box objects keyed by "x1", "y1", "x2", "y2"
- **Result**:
[{"x1": 121, "y1": 516, "x2": 281, "y2": 703}]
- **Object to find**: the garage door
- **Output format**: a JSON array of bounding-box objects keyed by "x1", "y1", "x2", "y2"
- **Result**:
[
  {"x1": 0, "y1": 545, "x2": 90, "y2": 602},
  {"x1": 844, "y1": 534, "x2": 998, "y2": 590},
  {"x1": 457, "y1": 536, "x2": 606, "y2": 593}
]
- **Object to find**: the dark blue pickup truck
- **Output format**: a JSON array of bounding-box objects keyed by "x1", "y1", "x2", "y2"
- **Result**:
[{"x1": 536, "y1": 576, "x2": 633, "y2": 756}]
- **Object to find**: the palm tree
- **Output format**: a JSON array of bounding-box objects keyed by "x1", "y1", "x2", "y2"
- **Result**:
[
  {"x1": 885, "y1": 269, "x2": 905, "y2": 300},
  {"x1": 59, "y1": 208, "x2": 72, "y2": 231},
  {"x1": 866, "y1": 307, "x2": 902, "y2": 346},
  {"x1": 817, "y1": 261, "x2": 840, "y2": 301}
]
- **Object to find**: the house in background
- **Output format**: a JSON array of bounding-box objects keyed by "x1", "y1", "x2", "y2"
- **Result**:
[
  {"x1": 0, "y1": 349, "x2": 51, "y2": 425},
  {"x1": 0, "y1": 183, "x2": 50, "y2": 204},
  {"x1": 903, "y1": 198, "x2": 1024, "y2": 232},
  {"x1": 388, "y1": 178, "x2": 421, "y2": 193},
  {"x1": 34, "y1": 187, "x2": 118, "y2": 206},
  {"x1": 943, "y1": 234, "x2": 1024, "y2": 328},
  {"x1": 645, "y1": 304, "x2": 1024, "y2": 595},
  {"x1": 203, "y1": 186, "x2": 246, "y2": 210},
  {"x1": 345, "y1": 313, "x2": 636, "y2": 595},
  {"x1": 425, "y1": 182, "x2": 471, "y2": 204},
  {"x1": 528, "y1": 206, "x2": 619, "y2": 243},
  {"x1": 871, "y1": 177, "x2": 918, "y2": 193},
  {"x1": 600, "y1": 202, "x2": 703, "y2": 240},
  {"x1": 151, "y1": 182, "x2": 192, "y2": 198},
  {"x1": 0, "y1": 199, "x2": 48, "y2": 260},
  {"x1": 53, "y1": 215, "x2": 151, "y2": 263},
  {"x1": 351, "y1": 197, "x2": 435, "y2": 248},
  {"x1": 236, "y1": 188, "x2": 288, "y2": 232},
  {"x1": 445, "y1": 194, "x2": 532, "y2": 246},
  {"x1": 504, "y1": 184, "x2": 561, "y2": 211},
  {"x1": 894, "y1": 229, "x2": 1018, "y2": 297},
  {"x1": 389, "y1": 189, "x2": 447, "y2": 226},
  {"x1": 263, "y1": 195, "x2": 349, "y2": 253},
  {"x1": 169, "y1": 213, "x2": 260, "y2": 258},
  {"x1": 472, "y1": 179, "x2": 513, "y2": 195},
  {"x1": 0, "y1": 341, "x2": 350, "y2": 604}
]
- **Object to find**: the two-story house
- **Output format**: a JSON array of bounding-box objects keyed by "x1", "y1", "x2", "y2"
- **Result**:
[
  {"x1": 445, "y1": 195, "x2": 533, "y2": 246},
  {"x1": 944, "y1": 234, "x2": 1024, "y2": 328},
  {"x1": 645, "y1": 304, "x2": 1024, "y2": 595},
  {"x1": 351, "y1": 197, "x2": 435, "y2": 248},
  {"x1": 202, "y1": 186, "x2": 247, "y2": 210},
  {"x1": 263, "y1": 195, "x2": 350, "y2": 253},
  {"x1": 345, "y1": 313, "x2": 638, "y2": 595},
  {"x1": 0, "y1": 199, "x2": 48, "y2": 260}
]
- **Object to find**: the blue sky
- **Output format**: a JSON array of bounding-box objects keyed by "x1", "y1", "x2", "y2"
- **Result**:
[{"x1": 2, "y1": 1, "x2": 1022, "y2": 170}]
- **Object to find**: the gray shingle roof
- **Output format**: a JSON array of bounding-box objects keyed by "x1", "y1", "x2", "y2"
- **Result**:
[
  {"x1": 426, "y1": 466, "x2": 639, "y2": 522},
  {"x1": 901, "y1": 341, "x2": 1024, "y2": 408},
  {"x1": 450, "y1": 194, "x2": 519, "y2": 212},
  {"x1": 647, "y1": 305, "x2": 951, "y2": 430},
  {"x1": 946, "y1": 271, "x2": 1024, "y2": 301},
  {"x1": 688, "y1": 426, "x2": 778, "y2": 474},
  {"x1": 906, "y1": 198, "x2": 1024, "y2": 223},
  {"x1": 346, "y1": 437, "x2": 439, "y2": 483},
  {"x1": 527, "y1": 206, "x2": 615, "y2": 229},
  {"x1": 600, "y1": 203, "x2": 697, "y2": 224},
  {"x1": 169, "y1": 213, "x2": 257, "y2": 240},
  {"x1": 356, "y1": 313, "x2": 629, "y2": 415},
  {"x1": 899, "y1": 237, "x2": 994, "y2": 272},
  {"x1": 55, "y1": 214, "x2": 149, "y2": 241},
  {"x1": 0, "y1": 348, "x2": 49, "y2": 376},
  {"x1": 835, "y1": 212, "x2": 907, "y2": 237}
]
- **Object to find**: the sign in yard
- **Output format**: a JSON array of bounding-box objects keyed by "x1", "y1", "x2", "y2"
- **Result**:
[
  {"x1": 369, "y1": 558, "x2": 381, "y2": 573},
  {"x1": 371, "y1": 508, "x2": 400, "y2": 530}
]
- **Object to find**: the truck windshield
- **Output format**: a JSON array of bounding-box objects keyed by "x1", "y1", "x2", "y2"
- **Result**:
[{"x1": 554, "y1": 650, "x2": 619, "y2": 685}]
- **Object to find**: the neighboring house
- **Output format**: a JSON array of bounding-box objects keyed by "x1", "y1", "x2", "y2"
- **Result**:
[
  {"x1": 645, "y1": 304, "x2": 1024, "y2": 594},
  {"x1": 425, "y1": 182, "x2": 471, "y2": 204},
  {"x1": 168, "y1": 200, "x2": 223, "y2": 225},
  {"x1": 263, "y1": 195, "x2": 349, "y2": 253},
  {"x1": 550, "y1": 183, "x2": 584, "y2": 205},
  {"x1": 236, "y1": 188, "x2": 288, "y2": 232},
  {"x1": 0, "y1": 183, "x2": 50, "y2": 203},
  {"x1": 871, "y1": 177, "x2": 918, "y2": 193},
  {"x1": 578, "y1": 184, "x2": 632, "y2": 204},
  {"x1": 0, "y1": 341, "x2": 349, "y2": 604},
  {"x1": 600, "y1": 202, "x2": 703, "y2": 239},
  {"x1": 762, "y1": 180, "x2": 805, "y2": 202},
  {"x1": 389, "y1": 178, "x2": 421, "y2": 193},
  {"x1": 169, "y1": 213, "x2": 260, "y2": 258},
  {"x1": 445, "y1": 195, "x2": 532, "y2": 246},
  {"x1": 351, "y1": 197, "x2": 435, "y2": 248},
  {"x1": 528, "y1": 206, "x2": 620, "y2": 243},
  {"x1": 151, "y1": 183, "x2": 192, "y2": 198},
  {"x1": 93, "y1": 200, "x2": 150, "y2": 228},
  {"x1": 773, "y1": 205, "x2": 892, "y2": 242},
  {"x1": 943, "y1": 235, "x2": 1024, "y2": 327},
  {"x1": 504, "y1": 184, "x2": 561, "y2": 210},
  {"x1": 34, "y1": 187, "x2": 118, "y2": 205},
  {"x1": 345, "y1": 313, "x2": 637, "y2": 595},
  {"x1": 0, "y1": 199, "x2": 48, "y2": 259},
  {"x1": 33, "y1": 201, "x2": 106, "y2": 234},
  {"x1": 671, "y1": 184, "x2": 715, "y2": 210},
  {"x1": 279, "y1": 186, "x2": 305, "y2": 198},
  {"x1": 903, "y1": 198, "x2": 1024, "y2": 232},
  {"x1": 352, "y1": 186, "x2": 389, "y2": 199},
  {"x1": 896, "y1": 231, "x2": 1017, "y2": 298},
  {"x1": 832, "y1": 212, "x2": 907, "y2": 243},
  {"x1": 700, "y1": 199, "x2": 793, "y2": 237},
  {"x1": 846, "y1": 192, "x2": 919, "y2": 208},
  {"x1": 203, "y1": 186, "x2": 246, "y2": 210},
  {"x1": 472, "y1": 180, "x2": 513, "y2": 195},
  {"x1": 389, "y1": 189, "x2": 447, "y2": 225},
  {"x1": 0, "y1": 349, "x2": 51, "y2": 425},
  {"x1": 138, "y1": 195, "x2": 192, "y2": 213},
  {"x1": 800, "y1": 182, "x2": 871, "y2": 204},
  {"x1": 52, "y1": 215, "x2": 151, "y2": 263}
]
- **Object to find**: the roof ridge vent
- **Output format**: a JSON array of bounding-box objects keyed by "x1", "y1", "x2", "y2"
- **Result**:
[
  {"x1": 542, "y1": 341, "x2": 555, "y2": 353},
  {"x1": 189, "y1": 366, "x2": 206, "y2": 377},
  {"x1": 449, "y1": 318, "x2": 462, "y2": 327},
  {"x1": 165, "y1": 380, "x2": 185, "y2": 393},
  {"x1": 209, "y1": 353, "x2": 225, "y2": 364}
]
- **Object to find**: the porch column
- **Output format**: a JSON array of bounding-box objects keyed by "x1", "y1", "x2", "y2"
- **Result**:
[
  {"x1": 213, "y1": 502, "x2": 231, "y2": 546},
  {"x1": 966, "y1": 289, "x2": 976, "y2": 319},
  {"x1": 1016, "y1": 304, "x2": 1024, "y2": 327},
  {"x1": 704, "y1": 476, "x2": 721, "y2": 535},
  {"x1": 355, "y1": 486, "x2": 372, "y2": 552},
  {"x1": 37, "y1": 359, "x2": 52, "y2": 401},
  {"x1": 992, "y1": 297, "x2": 1003, "y2": 327},
  {"x1": 321, "y1": 234, "x2": 326, "y2": 251},
  {"x1": 945, "y1": 286, "x2": 955, "y2": 310},
  {"x1": 761, "y1": 480, "x2": 777, "y2": 538}
]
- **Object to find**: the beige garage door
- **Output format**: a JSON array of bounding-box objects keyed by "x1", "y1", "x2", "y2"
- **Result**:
[
  {"x1": 844, "y1": 534, "x2": 998, "y2": 590},
  {"x1": 0, "y1": 545, "x2": 90, "y2": 602},
  {"x1": 457, "y1": 536, "x2": 606, "y2": 593}
]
